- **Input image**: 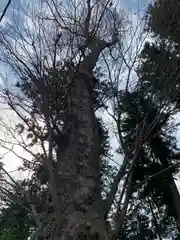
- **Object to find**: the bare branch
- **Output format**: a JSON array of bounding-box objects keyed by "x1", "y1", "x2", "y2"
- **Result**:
[{"x1": 0, "y1": 0, "x2": 12, "y2": 23}]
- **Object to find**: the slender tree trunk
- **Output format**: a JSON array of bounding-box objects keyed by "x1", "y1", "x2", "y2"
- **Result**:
[
  {"x1": 168, "y1": 175, "x2": 180, "y2": 232},
  {"x1": 148, "y1": 198, "x2": 162, "y2": 240},
  {"x1": 112, "y1": 172, "x2": 133, "y2": 240},
  {"x1": 160, "y1": 159, "x2": 180, "y2": 232}
]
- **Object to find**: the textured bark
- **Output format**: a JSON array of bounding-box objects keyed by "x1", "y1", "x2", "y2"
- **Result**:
[{"x1": 51, "y1": 50, "x2": 109, "y2": 239}]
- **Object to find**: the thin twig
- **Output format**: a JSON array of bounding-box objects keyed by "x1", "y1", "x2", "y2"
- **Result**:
[{"x1": 0, "y1": 0, "x2": 12, "y2": 23}]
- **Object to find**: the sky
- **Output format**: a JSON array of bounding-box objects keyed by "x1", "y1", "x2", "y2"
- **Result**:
[{"x1": 122, "y1": 0, "x2": 150, "y2": 9}]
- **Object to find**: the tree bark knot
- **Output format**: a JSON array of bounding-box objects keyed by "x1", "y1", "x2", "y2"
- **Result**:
[{"x1": 62, "y1": 211, "x2": 109, "y2": 240}]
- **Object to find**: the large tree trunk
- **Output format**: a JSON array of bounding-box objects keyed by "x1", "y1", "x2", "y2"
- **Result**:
[
  {"x1": 51, "y1": 44, "x2": 110, "y2": 239},
  {"x1": 55, "y1": 75, "x2": 103, "y2": 239}
]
